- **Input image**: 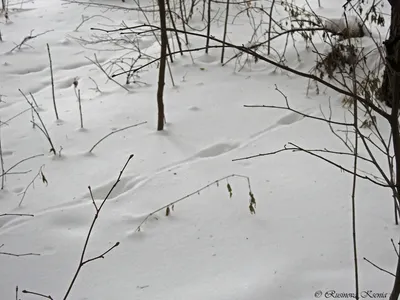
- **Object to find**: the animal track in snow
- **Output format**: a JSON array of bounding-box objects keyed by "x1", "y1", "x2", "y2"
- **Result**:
[
  {"x1": 188, "y1": 106, "x2": 200, "y2": 111},
  {"x1": 86, "y1": 176, "x2": 132, "y2": 201},
  {"x1": 57, "y1": 38, "x2": 72, "y2": 46},
  {"x1": 197, "y1": 54, "x2": 219, "y2": 64},
  {"x1": 56, "y1": 78, "x2": 75, "y2": 89},
  {"x1": 0, "y1": 175, "x2": 147, "y2": 235},
  {"x1": 194, "y1": 142, "x2": 239, "y2": 159},
  {"x1": 10, "y1": 64, "x2": 47, "y2": 75},
  {"x1": 0, "y1": 102, "x2": 14, "y2": 109},
  {"x1": 48, "y1": 209, "x2": 89, "y2": 229},
  {"x1": 123, "y1": 176, "x2": 148, "y2": 192},
  {"x1": 236, "y1": 109, "x2": 314, "y2": 152},
  {"x1": 84, "y1": 175, "x2": 147, "y2": 201},
  {"x1": 56, "y1": 58, "x2": 105, "y2": 71},
  {"x1": 137, "y1": 37, "x2": 156, "y2": 50},
  {"x1": 276, "y1": 112, "x2": 305, "y2": 126},
  {"x1": 25, "y1": 82, "x2": 48, "y2": 94},
  {"x1": 2, "y1": 150, "x2": 14, "y2": 157}
]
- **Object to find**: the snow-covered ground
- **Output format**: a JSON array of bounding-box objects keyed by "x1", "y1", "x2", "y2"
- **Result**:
[{"x1": 0, "y1": 0, "x2": 396, "y2": 299}]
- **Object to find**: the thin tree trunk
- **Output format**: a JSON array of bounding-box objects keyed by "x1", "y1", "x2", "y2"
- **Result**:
[
  {"x1": 205, "y1": 0, "x2": 211, "y2": 53},
  {"x1": 388, "y1": 2, "x2": 400, "y2": 298},
  {"x1": 157, "y1": 0, "x2": 167, "y2": 131},
  {"x1": 220, "y1": 0, "x2": 230, "y2": 63},
  {"x1": 379, "y1": 1, "x2": 400, "y2": 107},
  {"x1": 389, "y1": 65, "x2": 400, "y2": 300}
]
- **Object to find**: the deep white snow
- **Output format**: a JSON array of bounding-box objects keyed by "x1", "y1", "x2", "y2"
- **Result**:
[{"x1": 0, "y1": 0, "x2": 396, "y2": 299}]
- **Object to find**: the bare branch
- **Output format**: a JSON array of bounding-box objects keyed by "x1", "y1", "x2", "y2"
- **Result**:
[
  {"x1": 62, "y1": 155, "x2": 133, "y2": 300},
  {"x1": 22, "y1": 290, "x2": 53, "y2": 299},
  {"x1": 364, "y1": 257, "x2": 395, "y2": 277}
]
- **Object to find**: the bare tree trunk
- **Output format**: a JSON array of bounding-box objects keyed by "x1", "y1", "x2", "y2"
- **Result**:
[
  {"x1": 388, "y1": 2, "x2": 400, "y2": 299},
  {"x1": 389, "y1": 70, "x2": 400, "y2": 300},
  {"x1": 205, "y1": 0, "x2": 211, "y2": 53},
  {"x1": 220, "y1": 0, "x2": 230, "y2": 63},
  {"x1": 378, "y1": 1, "x2": 400, "y2": 107},
  {"x1": 157, "y1": 0, "x2": 167, "y2": 131}
]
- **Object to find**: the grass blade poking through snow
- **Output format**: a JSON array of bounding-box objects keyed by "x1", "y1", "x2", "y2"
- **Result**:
[
  {"x1": 136, "y1": 174, "x2": 256, "y2": 232},
  {"x1": 88, "y1": 121, "x2": 147, "y2": 153}
]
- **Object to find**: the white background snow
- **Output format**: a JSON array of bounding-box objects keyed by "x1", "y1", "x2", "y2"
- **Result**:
[{"x1": 0, "y1": 0, "x2": 396, "y2": 299}]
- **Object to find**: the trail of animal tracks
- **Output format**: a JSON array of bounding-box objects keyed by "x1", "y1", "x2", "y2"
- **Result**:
[{"x1": 0, "y1": 0, "x2": 396, "y2": 299}]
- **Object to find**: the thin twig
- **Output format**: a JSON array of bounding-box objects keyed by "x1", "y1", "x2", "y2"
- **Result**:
[
  {"x1": 86, "y1": 54, "x2": 129, "y2": 92},
  {"x1": 62, "y1": 155, "x2": 133, "y2": 300},
  {"x1": 392, "y1": 238, "x2": 399, "y2": 257},
  {"x1": 233, "y1": 142, "x2": 390, "y2": 187},
  {"x1": 350, "y1": 53, "x2": 359, "y2": 299},
  {"x1": 0, "y1": 154, "x2": 43, "y2": 178},
  {"x1": 18, "y1": 165, "x2": 45, "y2": 206},
  {"x1": 0, "y1": 213, "x2": 34, "y2": 217},
  {"x1": 9, "y1": 30, "x2": 53, "y2": 53},
  {"x1": 0, "y1": 251, "x2": 40, "y2": 257},
  {"x1": 22, "y1": 290, "x2": 53, "y2": 299},
  {"x1": 88, "y1": 121, "x2": 146, "y2": 153},
  {"x1": 363, "y1": 257, "x2": 395, "y2": 277},
  {"x1": 88, "y1": 186, "x2": 98, "y2": 211}
]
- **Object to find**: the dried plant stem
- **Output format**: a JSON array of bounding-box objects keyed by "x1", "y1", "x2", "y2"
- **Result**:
[
  {"x1": 19, "y1": 89, "x2": 56, "y2": 154},
  {"x1": 0, "y1": 108, "x2": 32, "y2": 127},
  {"x1": 136, "y1": 174, "x2": 255, "y2": 231},
  {"x1": 29, "y1": 93, "x2": 39, "y2": 108},
  {"x1": 22, "y1": 290, "x2": 53, "y2": 299},
  {"x1": 47, "y1": 44, "x2": 59, "y2": 120},
  {"x1": 0, "y1": 126, "x2": 4, "y2": 189},
  {"x1": 77, "y1": 89, "x2": 83, "y2": 129},
  {"x1": 18, "y1": 165, "x2": 45, "y2": 207},
  {"x1": 0, "y1": 251, "x2": 40, "y2": 257},
  {"x1": 0, "y1": 154, "x2": 43, "y2": 178},
  {"x1": 0, "y1": 213, "x2": 34, "y2": 217},
  {"x1": 89, "y1": 121, "x2": 147, "y2": 153}
]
